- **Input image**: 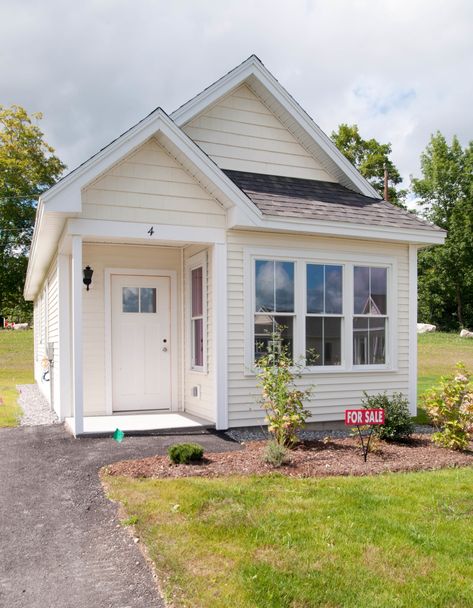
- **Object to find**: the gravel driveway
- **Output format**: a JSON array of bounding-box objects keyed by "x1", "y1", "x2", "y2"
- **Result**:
[{"x1": 0, "y1": 423, "x2": 240, "y2": 608}]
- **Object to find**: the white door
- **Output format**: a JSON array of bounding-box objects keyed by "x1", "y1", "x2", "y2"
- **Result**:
[{"x1": 111, "y1": 275, "x2": 171, "y2": 411}]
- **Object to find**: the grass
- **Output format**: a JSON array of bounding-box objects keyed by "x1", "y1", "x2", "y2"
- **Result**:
[
  {"x1": 416, "y1": 332, "x2": 473, "y2": 423},
  {"x1": 0, "y1": 329, "x2": 34, "y2": 426},
  {"x1": 105, "y1": 468, "x2": 473, "y2": 608}
]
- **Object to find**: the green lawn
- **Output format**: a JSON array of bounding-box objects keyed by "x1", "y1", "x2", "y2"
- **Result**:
[
  {"x1": 0, "y1": 330, "x2": 34, "y2": 426},
  {"x1": 105, "y1": 468, "x2": 473, "y2": 608}
]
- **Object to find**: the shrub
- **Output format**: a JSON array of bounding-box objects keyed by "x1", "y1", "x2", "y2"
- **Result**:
[
  {"x1": 362, "y1": 392, "x2": 414, "y2": 442},
  {"x1": 168, "y1": 443, "x2": 204, "y2": 464},
  {"x1": 256, "y1": 326, "x2": 313, "y2": 448},
  {"x1": 422, "y1": 362, "x2": 473, "y2": 450},
  {"x1": 263, "y1": 440, "x2": 291, "y2": 467}
]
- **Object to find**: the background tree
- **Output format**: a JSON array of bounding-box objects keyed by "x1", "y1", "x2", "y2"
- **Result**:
[
  {"x1": 412, "y1": 133, "x2": 473, "y2": 329},
  {"x1": 331, "y1": 123, "x2": 406, "y2": 207},
  {"x1": 0, "y1": 105, "x2": 65, "y2": 322}
]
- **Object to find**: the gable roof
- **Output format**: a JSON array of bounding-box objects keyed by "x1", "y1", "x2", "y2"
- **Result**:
[
  {"x1": 223, "y1": 170, "x2": 444, "y2": 234},
  {"x1": 171, "y1": 55, "x2": 380, "y2": 198}
]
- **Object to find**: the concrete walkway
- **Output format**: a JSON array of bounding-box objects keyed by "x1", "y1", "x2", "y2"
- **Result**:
[{"x1": 0, "y1": 424, "x2": 240, "y2": 608}]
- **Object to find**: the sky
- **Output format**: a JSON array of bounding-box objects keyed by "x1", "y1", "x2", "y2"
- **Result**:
[{"x1": 1, "y1": 0, "x2": 472, "y2": 196}]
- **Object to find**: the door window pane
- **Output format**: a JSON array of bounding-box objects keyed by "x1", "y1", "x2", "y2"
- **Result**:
[
  {"x1": 254, "y1": 315, "x2": 293, "y2": 361},
  {"x1": 122, "y1": 287, "x2": 139, "y2": 313},
  {"x1": 140, "y1": 288, "x2": 156, "y2": 313}
]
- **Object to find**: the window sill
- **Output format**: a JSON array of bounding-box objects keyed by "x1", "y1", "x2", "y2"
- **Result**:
[{"x1": 244, "y1": 365, "x2": 398, "y2": 377}]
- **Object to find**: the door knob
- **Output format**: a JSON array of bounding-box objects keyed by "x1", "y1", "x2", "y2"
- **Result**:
[{"x1": 162, "y1": 347, "x2": 168, "y2": 352}]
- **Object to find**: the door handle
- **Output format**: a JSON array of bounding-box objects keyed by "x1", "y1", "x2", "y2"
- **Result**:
[{"x1": 162, "y1": 347, "x2": 168, "y2": 352}]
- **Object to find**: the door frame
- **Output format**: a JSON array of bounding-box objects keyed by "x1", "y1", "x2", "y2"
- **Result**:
[{"x1": 104, "y1": 267, "x2": 178, "y2": 415}]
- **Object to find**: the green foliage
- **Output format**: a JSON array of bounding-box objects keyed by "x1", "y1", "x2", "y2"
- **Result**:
[
  {"x1": 256, "y1": 326, "x2": 312, "y2": 447},
  {"x1": 168, "y1": 443, "x2": 204, "y2": 464},
  {"x1": 362, "y1": 391, "x2": 414, "y2": 441},
  {"x1": 422, "y1": 362, "x2": 473, "y2": 450},
  {"x1": 0, "y1": 105, "x2": 65, "y2": 319},
  {"x1": 121, "y1": 514, "x2": 139, "y2": 526},
  {"x1": 331, "y1": 123, "x2": 406, "y2": 207},
  {"x1": 263, "y1": 440, "x2": 291, "y2": 467},
  {"x1": 413, "y1": 133, "x2": 473, "y2": 330}
]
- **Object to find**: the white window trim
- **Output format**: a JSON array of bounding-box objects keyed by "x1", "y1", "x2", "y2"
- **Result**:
[
  {"x1": 243, "y1": 247, "x2": 398, "y2": 376},
  {"x1": 185, "y1": 251, "x2": 208, "y2": 374}
]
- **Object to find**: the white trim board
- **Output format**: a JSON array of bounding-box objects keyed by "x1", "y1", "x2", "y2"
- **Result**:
[{"x1": 104, "y1": 268, "x2": 179, "y2": 415}]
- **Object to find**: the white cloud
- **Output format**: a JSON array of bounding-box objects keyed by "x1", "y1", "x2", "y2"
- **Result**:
[{"x1": 1, "y1": 0, "x2": 472, "y2": 189}]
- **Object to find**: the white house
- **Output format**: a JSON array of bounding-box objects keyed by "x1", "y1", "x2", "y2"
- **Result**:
[{"x1": 25, "y1": 56, "x2": 445, "y2": 436}]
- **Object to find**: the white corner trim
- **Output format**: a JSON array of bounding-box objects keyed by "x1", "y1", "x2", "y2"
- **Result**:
[
  {"x1": 212, "y1": 243, "x2": 228, "y2": 429},
  {"x1": 104, "y1": 268, "x2": 179, "y2": 415},
  {"x1": 408, "y1": 245, "x2": 418, "y2": 415}
]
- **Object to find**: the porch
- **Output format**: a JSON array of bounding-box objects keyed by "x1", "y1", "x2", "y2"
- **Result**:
[{"x1": 64, "y1": 412, "x2": 214, "y2": 437}]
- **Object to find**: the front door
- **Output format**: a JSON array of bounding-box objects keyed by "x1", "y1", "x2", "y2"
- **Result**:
[{"x1": 111, "y1": 274, "x2": 171, "y2": 411}]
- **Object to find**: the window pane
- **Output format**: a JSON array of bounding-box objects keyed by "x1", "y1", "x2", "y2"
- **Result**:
[
  {"x1": 307, "y1": 265, "x2": 324, "y2": 314},
  {"x1": 306, "y1": 317, "x2": 322, "y2": 365},
  {"x1": 370, "y1": 268, "x2": 387, "y2": 315},
  {"x1": 369, "y1": 318, "x2": 385, "y2": 364},
  {"x1": 255, "y1": 260, "x2": 275, "y2": 312},
  {"x1": 191, "y1": 267, "x2": 203, "y2": 317},
  {"x1": 353, "y1": 317, "x2": 369, "y2": 365},
  {"x1": 193, "y1": 318, "x2": 204, "y2": 367},
  {"x1": 325, "y1": 266, "x2": 343, "y2": 314},
  {"x1": 122, "y1": 287, "x2": 139, "y2": 313},
  {"x1": 324, "y1": 317, "x2": 342, "y2": 365},
  {"x1": 140, "y1": 288, "x2": 156, "y2": 313},
  {"x1": 354, "y1": 267, "x2": 370, "y2": 314},
  {"x1": 254, "y1": 314, "x2": 293, "y2": 361},
  {"x1": 275, "y1": 261, "x2": 294, "y2": 312}
]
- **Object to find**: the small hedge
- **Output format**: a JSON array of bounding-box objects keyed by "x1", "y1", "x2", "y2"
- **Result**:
[
  {"x1": 362, "y1": 392, "x2": 414, "y2": 441},
  {"x1": 168, "y1": 443, "x2": 204, "y2": 464}
]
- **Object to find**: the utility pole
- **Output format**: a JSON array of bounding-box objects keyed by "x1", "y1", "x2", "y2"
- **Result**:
[{"x1": 383, "y1": 163, "x2": 389, "y2": 201}]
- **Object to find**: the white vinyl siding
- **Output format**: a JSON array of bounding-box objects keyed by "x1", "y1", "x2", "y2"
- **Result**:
[
  {"x1": 82, "y1": 138, "x2": 226, "y2": 228},
  {"x1": 183, "y1": 84, "x2": 336, "y2": 181},
  {"x1": 47, "y1": 261, "x2": 60, "y2": 413},
  {"x1": 183, "y1": 246, "x2": 215, "y2": 422},
  {"x1": 227, "y1": 230, "x2": 409, "y2": 428}
]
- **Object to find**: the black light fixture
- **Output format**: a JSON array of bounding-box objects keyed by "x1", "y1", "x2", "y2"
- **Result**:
[{"x1": 83, "y1": 265, "x2": 94, "y2": 291}]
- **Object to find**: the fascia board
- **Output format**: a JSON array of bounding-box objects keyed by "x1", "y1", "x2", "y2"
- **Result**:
[{"x1": 171, "y1": 56, "x2": 378, "y2": 199}]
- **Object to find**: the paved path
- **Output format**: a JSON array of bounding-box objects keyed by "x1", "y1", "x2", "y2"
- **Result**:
[{"x1": 0, "y1": 424, "x2": 240, "y2": 608}]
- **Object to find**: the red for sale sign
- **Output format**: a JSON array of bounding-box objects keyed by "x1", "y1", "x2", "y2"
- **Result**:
[{"x1": 345, "y1": 409, "x2": 385, "y2": 426}]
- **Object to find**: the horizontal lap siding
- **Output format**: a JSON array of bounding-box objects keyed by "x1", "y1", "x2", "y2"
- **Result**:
[
  {"x1": 227, "y1": 230, "x2": 410, "y2": 428},
  {"x1": 82, "y1": 244, "x2": 181, "y2": 415},
  {"x1": 182, "y1": 85, "x2": 336, "y2": 181},
  {"x1": 82, "y1": 139, "x2": 226, "y2": 228},
  {"x1": 47, "y1": 261, "x2": 61, "y2": 415},
  {"x1": 183, "y1": 246, "x2": 215, "y2": 422}
]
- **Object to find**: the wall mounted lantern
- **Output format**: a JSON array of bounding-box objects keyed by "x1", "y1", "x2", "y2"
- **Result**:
[{"x1": 83, "y1": 266, "x2": 94, "y2": 291}]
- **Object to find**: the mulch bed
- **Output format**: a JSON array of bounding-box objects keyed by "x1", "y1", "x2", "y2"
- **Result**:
[{"x1": 105, "y1": 434, "x2": 473, "y2": 479}]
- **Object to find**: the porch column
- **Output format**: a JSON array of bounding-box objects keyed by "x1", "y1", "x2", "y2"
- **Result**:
[
  {"x1": 71, "y1": 235, "x2": 84, "y2": 436},
  {"x1": 408, "y1": 244, "x2": 418, "y2": 416},
  {"x1": 213, "y1": 242, "x2": 228, "y2": 430}
]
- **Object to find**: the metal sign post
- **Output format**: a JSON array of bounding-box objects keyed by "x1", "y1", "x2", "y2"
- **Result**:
[{"x1": 345, "y1": 409, "x2": 385, "y2": 462}]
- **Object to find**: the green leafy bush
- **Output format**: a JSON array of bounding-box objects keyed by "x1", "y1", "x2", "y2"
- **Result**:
[
  {"x1": 263, "y1": 440, "x2": 291, "y2": 467},
  {"x1": 422, "y1": 362, "x2": 473, "y2": 450},
  {"x1": 168, "y1": 443, "x2": 204, "y2": 464},
  {"x1": 256, "y1": 326, "x2": 313, "y2": 447},
  {"x1": 362, "y1": 392, "x2": 414, "y2": 441}
]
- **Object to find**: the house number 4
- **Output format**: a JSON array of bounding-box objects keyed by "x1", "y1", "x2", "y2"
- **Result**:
[{"x1": 148, "y1": 226, "x2": 155, "y2": 236}]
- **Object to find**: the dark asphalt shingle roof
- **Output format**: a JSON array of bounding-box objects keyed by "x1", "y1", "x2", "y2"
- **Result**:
[{"x1": 223, "y1": 170, "x2": 443, "y2": 233}]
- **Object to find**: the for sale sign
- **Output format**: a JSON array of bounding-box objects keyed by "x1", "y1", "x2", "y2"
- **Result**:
[{"x1": 345, "y1": 409, "x2": 385, "y2": 426}]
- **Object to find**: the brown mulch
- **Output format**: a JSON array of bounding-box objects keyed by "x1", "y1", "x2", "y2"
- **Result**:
[{"x1": 105, "y1": 434, "x2": 473, "y2": 479}]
